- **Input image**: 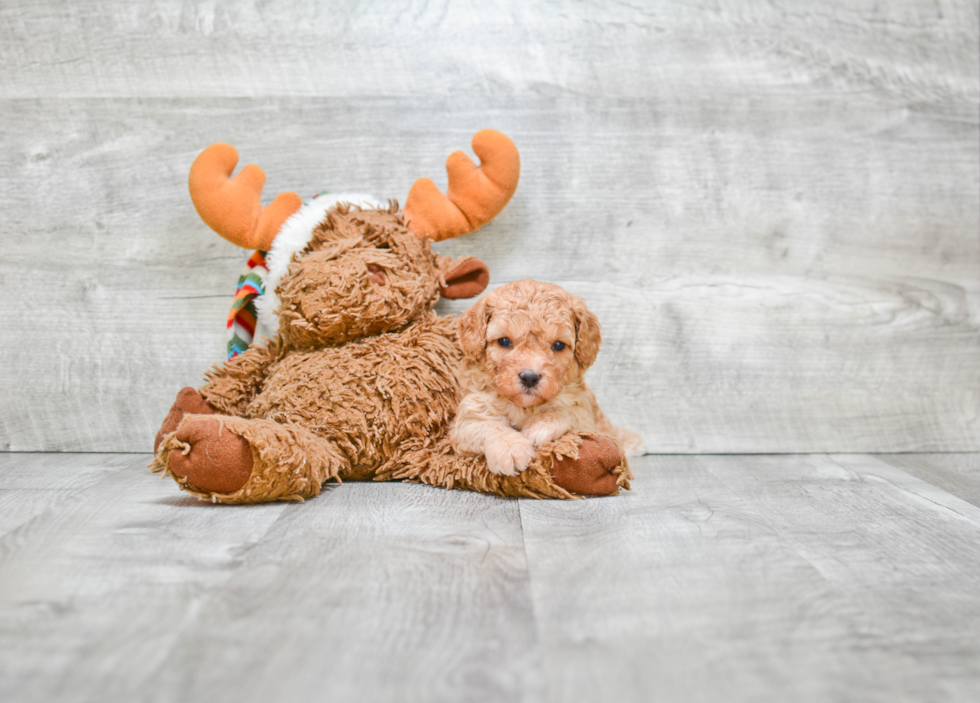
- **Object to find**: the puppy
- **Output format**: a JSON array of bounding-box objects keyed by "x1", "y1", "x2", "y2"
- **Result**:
[{"x1": 451, "y1": 279, "x2": 644, "y2": 476}]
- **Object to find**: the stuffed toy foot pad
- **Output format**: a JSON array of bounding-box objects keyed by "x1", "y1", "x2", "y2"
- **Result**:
[
  {"x1": 550, "y1": 435, "x2": 626, "y2": 496},
  {"x1": 166, "y1": 415, "x2": 254, "y2": 495},
  {"x1": 154, "y1": 387, "x2": 217, "y2": 453}
]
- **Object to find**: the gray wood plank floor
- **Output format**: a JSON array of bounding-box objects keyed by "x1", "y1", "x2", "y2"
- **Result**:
[{"x1": 2, "y1": 452, "x2": 979, "y2": 702}]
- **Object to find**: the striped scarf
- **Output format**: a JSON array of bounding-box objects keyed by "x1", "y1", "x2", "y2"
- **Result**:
[{"x1": 227, "y1": 250, "x2": 268, "y2": 359}]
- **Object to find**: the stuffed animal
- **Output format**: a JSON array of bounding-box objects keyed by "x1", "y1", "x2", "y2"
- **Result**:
[{"x1": 151, "y1": 131, "x2": 632, "y2": 503}]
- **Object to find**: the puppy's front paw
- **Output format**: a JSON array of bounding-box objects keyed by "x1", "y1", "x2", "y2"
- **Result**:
[
  {"x1": 522, "y1": 421, "x2": 566, "y2": 448},
  {"x1": 485, "y1": 436, "x2": 537, "y2": 476}
]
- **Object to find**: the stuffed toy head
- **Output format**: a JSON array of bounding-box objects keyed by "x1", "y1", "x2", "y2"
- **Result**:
[
  {"x1": 187, "y1": 130, "x2": 519, "y2": 352},
  {"x1": 273, "y1": 205, "x2": 484, "y2": 347}
]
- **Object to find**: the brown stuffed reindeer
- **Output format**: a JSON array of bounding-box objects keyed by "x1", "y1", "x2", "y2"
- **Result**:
[{"x1": 151, "y1": 131, "x2": 631, "y2": 503}]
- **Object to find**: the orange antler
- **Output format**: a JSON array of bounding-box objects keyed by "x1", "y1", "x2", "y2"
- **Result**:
[
  {"x1": 403, "y1": 130, "x2": 520, "y2": 242},
  {"x1": 188, "y1": 143, "x2": 303, "y2": 251}
]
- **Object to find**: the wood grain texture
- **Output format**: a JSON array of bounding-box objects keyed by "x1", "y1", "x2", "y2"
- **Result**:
[
  {"x1": 0, "y1": 455, "x2": 537, "y2": 703},
  {"x1": 875, "y1": 452, "x2": 980, "y2": 507},
  {"x1": 0, "y1": 457, "x2": 290, "y2": 703},
  {"x1": 1, "y1": 1, "x2": 976, "y2": 100},
  {"x1": 0, "y1": 1, "x2": 977, "y2": 452},
  {"x1": 137, "y1": 483, "x2": 538, "y2": 703},
  {"x1": 520, "y1": 453, "x2": 980, "y2": 702},
  {"x1": 2, "y1": 452, "x2": 980, "y2": 701},
  {"x1": 0, "y1": 453, "x2": 135, "y2": 535}
]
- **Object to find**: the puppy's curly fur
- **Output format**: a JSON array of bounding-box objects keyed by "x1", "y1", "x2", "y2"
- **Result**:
[{"x1": 452, "y1": 280, "x2": 644, "y2": 476}]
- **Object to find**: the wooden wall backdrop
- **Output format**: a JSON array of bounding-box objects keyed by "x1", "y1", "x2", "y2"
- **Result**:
[{"x1": 1, "y1": 1, "x2": 977, "y2": 453}]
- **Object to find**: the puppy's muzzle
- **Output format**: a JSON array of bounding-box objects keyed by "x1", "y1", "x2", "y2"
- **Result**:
[{"x1": 519, "y1": 370, "x2": 541, "y2": 389}]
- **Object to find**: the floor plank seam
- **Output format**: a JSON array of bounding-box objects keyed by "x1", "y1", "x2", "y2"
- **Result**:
[
  {"x1": 831, "y1": 454, "x2": 980, "y2": 524},
  {"x1": 123, "y1": 501, "x2": 300, "y2": 690},
  {"x1": 516, "y1": 497, "x2": 547, "y2": 695},
  {"x1": 690, "y1": 454, "x2": 846, "y2": 588}
]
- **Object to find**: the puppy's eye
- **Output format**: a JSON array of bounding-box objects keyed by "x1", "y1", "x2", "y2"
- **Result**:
[
  {"x1": 552, "y1": 341, "x2": 566, "y2": 352},
  {"x1": 497, "y1": 338, "x2": 512, "y2": 348}
]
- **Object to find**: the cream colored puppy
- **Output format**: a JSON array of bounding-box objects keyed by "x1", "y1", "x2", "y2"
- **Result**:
[{"x1": 452, "y1": 279, "x2": 644, "y2": 476}]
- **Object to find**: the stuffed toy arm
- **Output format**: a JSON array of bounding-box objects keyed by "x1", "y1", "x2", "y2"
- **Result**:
[{"x1": 198, "y1": 341, "x2": 279, "y2": 417}]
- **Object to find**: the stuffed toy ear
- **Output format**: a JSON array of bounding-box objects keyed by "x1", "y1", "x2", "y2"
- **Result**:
[
  {"x1": 457, "y1": 295, "x2": 492, "y2": 361},
  {"x1": 572, "y1": 299, "x2": 602, "y2": 369},
  {"x1": 404, "y1": 130, "x2": 520, "y2": 242},
  {"x1": 440, "y1": 257, "x2": 490, "y2": 300}
]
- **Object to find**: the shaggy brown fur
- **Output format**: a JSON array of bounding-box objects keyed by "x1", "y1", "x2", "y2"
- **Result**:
[{"x1": 151, "y1": 205, "x2": 631, "y2": 503}]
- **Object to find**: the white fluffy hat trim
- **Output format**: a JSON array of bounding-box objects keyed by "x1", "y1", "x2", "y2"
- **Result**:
[{"x1": 255, "y1": 193, "x2": 383, "y2": 336}]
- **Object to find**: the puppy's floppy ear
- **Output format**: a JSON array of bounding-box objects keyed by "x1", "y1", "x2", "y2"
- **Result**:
[
  {"x1": 458, "y1": 295, "x2": 492, "y2": 361},
  {"x1": 572, "y1": 297, "x2": 601, "y2": 369}
]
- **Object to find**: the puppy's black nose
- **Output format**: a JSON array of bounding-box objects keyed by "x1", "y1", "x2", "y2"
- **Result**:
[{"x1": 519, "y1": 370, "x2": 541, "y2": 389}]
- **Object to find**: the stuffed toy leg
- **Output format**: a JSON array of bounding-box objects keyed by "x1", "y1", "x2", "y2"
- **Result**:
[{"x1": 153, "y1": 388, "x2": 630, "y2": 503}]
